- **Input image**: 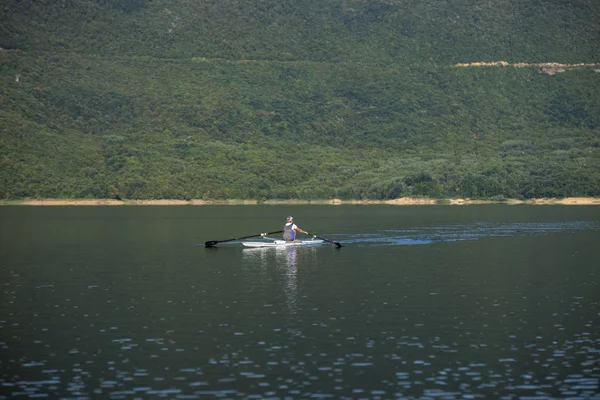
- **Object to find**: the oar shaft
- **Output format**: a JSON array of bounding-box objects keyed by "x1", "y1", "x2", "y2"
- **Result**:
[
  {"x1": 205, "y1": 230, "x2": 283, "y2": 247},
  {"x1": 305, "y1": 232, "x2": 342, "y2": 248}
]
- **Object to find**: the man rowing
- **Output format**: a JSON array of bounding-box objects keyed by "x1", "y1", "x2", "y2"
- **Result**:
[{"x1": 283, "y1": 216, "x2": 310, "y2": 242}]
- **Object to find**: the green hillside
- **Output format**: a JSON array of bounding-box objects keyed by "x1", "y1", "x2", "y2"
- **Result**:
[{"x1": 1, "y1": 0, "x2": 600, "y2": 200}]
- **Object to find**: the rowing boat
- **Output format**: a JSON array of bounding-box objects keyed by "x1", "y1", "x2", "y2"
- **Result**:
[
  {"x1": 205, "y1": 231, "x2": 341, "y2": 248},
  {"x1": 242, "y1": 238, "x2": 325, "y2": 248}
]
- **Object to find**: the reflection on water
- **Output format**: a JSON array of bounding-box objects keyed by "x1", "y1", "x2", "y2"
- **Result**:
[
  {"x1": 280, "y1": 247, "x2": 298, "y2": 315},
  {"x1": 242, "y1": 245, "x2": 300, "y2": 269},
  {"x1": 243, "y1": 246, "x2": 312, "y2": 316}
]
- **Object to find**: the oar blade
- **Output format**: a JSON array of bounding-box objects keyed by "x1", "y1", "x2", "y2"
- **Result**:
[
  {"x1": 321, "y1": 238, "x2": 342, "y2": 248},
  {"x1": 307, "y1": 232, "x2": 342, "y2": 248}
]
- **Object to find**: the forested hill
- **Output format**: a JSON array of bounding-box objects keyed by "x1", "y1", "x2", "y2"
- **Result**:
[{"x1": 1, "y1": 0, "x2": 600, "y2": 200}]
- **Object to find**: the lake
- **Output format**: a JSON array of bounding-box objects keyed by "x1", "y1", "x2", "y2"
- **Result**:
[{"x1": 1, "y1": 205, "x2": 599, "y2": 399}]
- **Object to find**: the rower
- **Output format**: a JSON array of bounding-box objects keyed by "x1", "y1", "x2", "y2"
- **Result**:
[{"x1": 283, "y1": 216, "x2": 309, "y2": 241}]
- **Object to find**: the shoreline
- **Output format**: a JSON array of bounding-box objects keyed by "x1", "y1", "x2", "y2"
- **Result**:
[{"x1": 1, "y1": 197, "x2": 599, "y2": 206}]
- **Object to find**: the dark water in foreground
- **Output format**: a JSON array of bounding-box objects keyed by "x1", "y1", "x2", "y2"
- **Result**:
[{"x1": 1, "y1": 205, "x2": 599, "y2": 399}]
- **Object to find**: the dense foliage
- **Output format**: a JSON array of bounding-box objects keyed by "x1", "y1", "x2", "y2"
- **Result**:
[{"x1": 1, "y1": 0, "x2": 599, "y2": 200}]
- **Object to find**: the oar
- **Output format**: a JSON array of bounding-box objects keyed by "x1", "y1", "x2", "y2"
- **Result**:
[
  {"x1": 205, "y1": 230, "x2": 283, "y2": 248},
  {"x1": 306, "y1": 232, "x2": 342, "y2": 248}
]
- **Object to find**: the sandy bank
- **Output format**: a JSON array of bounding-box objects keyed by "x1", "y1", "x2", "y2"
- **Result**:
[
  {"x1": 524, "y1": 197, "x2": 600, "y2": 205},
  {"x1": 2, "y1": 197, "x2": 599, "y2": 206}
]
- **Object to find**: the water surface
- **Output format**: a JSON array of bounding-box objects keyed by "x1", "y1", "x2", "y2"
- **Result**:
[{"x1": 1, "y1": 205, "x2": 599, "y2": 399}]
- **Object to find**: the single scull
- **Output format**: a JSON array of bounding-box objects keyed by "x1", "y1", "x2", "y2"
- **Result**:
[{"x1": 242, "y1": 237, "x2": 325, "y2": 248}]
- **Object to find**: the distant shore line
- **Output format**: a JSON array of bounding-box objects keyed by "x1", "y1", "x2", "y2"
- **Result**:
[{"x1": 1, "y1": 197, "x2": 599, "y2": 206}]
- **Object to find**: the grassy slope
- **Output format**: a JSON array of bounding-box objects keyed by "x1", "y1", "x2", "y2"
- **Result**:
[{"x1": 1, "y1": 0, "x2": 599, "y2": 199}]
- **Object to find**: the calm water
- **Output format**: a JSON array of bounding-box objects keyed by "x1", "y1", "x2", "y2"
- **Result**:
[{"x1": 1, "y1": 205, "x2": 599, "y2": 399}]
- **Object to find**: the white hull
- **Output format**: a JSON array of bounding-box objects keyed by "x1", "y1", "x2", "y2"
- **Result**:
[{"x1": 242, "y1": 239, "x2": 325, "y2": 248}]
